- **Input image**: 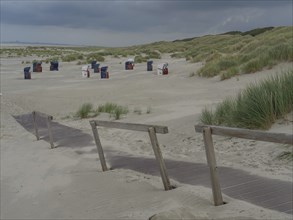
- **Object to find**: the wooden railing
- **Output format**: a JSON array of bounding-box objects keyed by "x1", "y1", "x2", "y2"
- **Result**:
[
  {"x1": 90, "y1": 120, "x2": 172, "y2": 191},
  {"x1": 194, "y1": 124, "x2": 293, "y2": 206},
  {"x1": 32, "y1": 111, "x2": 54, "y2": 148}
]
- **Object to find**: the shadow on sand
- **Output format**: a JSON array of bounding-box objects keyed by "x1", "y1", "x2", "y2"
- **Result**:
[
  {"x1": 13, "y1": 113, "x2": 93, "y2": 148},
  {"x1": 13, "y1": 113, "x2": 293, "y2": 214}
]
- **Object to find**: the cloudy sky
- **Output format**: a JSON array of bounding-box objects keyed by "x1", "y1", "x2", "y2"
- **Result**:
[{"x1": 1, "y1": 0, "x2": 292, "y2": 46}]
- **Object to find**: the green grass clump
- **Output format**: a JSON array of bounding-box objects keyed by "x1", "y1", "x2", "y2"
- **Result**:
[
  {"x1": 98, "y1": 103, "x2": 118, "y2": 113},
  {"x1": 146, "y1": 51, "x2": 161, "y2": 59},
  {"x1": 200, "y1": 70, "x2": 293, "y2": 129},
  {"x1": 134, "y1": 55, "x2": 147, "y2": 63},
  {"x1": 198, "y1": 62, "x2": 221, "y2": 77},
  {"x1": 277, "y1": 151, "x2": 293, "y2": 161},
  {"x1": 220, "y1": 67, "x2": 239, "y2": 80},
  {"x1": 97, "y1": 102, "x2": 128, "y2": 120},
  {"x1": 62, "y1": 53, "x2": 83, "y2": 62},
  {"x1": 113, "y1": 106, "x2": 129, "y2": 120},
  {"x1": 200, "y1": 108, "x2": 214, "y2": 125},
  {"x1": 76, "y1": 103, "x2": 98, "y2": 119},
  {"x1": 86, "y1": 52, "x2": 105, "y2": 62}
]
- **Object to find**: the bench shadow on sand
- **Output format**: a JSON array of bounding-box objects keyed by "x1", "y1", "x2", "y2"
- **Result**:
[
  {"x1": 13, "y1": 113, "x2": 93, "y2": 148},
  {"x1": 108, "y1": 152, "x2": 292, "y2": 214}
]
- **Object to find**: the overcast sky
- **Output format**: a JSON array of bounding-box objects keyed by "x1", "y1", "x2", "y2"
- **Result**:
[{"x1": 1, "y1": 0, "x2": 292, "y2": 46}]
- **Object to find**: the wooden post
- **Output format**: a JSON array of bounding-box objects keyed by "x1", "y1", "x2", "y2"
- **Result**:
[
  {"x1": 90, "y1": 121, "x2": 108, "y2": 171},
  {"x1": 46, "y1": 116, "x2": 54, "y2": 149},
  {"x1": 148, "y1": 127, "x2": 171, "y2": 191},
  {"x1": 32, "y1": 111, "x2": 39, "y2": 140},
  {"x1": 202, "y1": 127, "x2": 224, "y2": 206}
]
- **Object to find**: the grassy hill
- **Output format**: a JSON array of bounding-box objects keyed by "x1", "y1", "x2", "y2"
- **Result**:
[{"x1": 1, "y1": 26, "x2": 292, "y2": 80}]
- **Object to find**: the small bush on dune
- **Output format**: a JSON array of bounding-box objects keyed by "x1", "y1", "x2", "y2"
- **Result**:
[
  {"x1": 134, "y1": 55, "x2": 147, "y2": 63},
  {"x1": 200, "y1": 70, "x2": 293, "y2": 129},
  {"x1": 62, "y1": 53, "x2": 84, "y2": 62},
  {"x1": 213, "y1": 99, "x2": 237, "y2": 126},
  {"x1": 113, "y1": 106, "x2": 129, "y2": 120},
  {"x1": 98, "y1": 102, "x2": 118, "y2": 113},
  {"x1": 198, "y1": 56, "x2": 239, "y2": 77},
  {"x1": 86, "y1": 55, "x2": 105, "y2": 63},
  {"x1": 217, "y1": 58, "x2": 238, "y2": 70},
  {"x1": 198, "y1": 62, "x2": 221, "y2": 77},
  {"x1": 241, "y1": 58, "x2": 263, "y2": 73},
  {"x1": 76, "y1": 103, "x2": 98, "y2": 119},
  {"x1": 206, "y1": 51, "x2": 222, "y2": 62},
  {"x1": 97, "y1": 103, "x2": 128, "y2": 120},
  {"x1": 200, "y1": 108, "x2": 214, "y2": 125},
  {"x1": 146, "y1": 51, "x2": 161, "y2": 59},
  {"x1": 268, "y1": 43, "x2": 293, "y2": 61},
  {"x1": 278, "y1": 151, "x2": 293, "y2": 161},
  {"x1": 220, "y1": 67, "x2": 239, "y2": 80}
]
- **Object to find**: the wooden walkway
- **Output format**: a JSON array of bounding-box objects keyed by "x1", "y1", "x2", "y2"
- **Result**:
[
  {"x1": 14, "y1": 114, "x2": 293, "y2": 215},
  {"x1": 109, "y1": 153, "x2": 292, "y2": 214}
]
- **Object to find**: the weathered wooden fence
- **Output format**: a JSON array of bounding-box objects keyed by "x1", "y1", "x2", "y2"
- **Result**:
[
  {"x1": 195, "y1": 124, "x2": 293, "y2": 206},
  {"x1": 90, "y1": 120, "x2": 172, "y2": 191},
  {"x1": 32, "y1": 111, "x2": 54, "y2": 148}
]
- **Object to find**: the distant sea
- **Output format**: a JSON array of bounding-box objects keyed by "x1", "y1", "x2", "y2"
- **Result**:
[{"x1": 0, "y1": 42, "x2": 83, "y2": 47}]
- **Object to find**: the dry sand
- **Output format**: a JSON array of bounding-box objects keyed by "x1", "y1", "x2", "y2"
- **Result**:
[{"x1": 1, "y1": 52, "x2": 292, "y2": 219}]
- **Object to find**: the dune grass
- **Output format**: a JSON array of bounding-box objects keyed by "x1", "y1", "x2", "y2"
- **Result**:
[
  {"x1": 278, "y1": 151, "x2": 293, "y2": 161},
  {"x1": 196, "y1": 27, "x2": 293, "y2": 79},
  {"x1": 76, "y1": 103, "x2": 98, "y2": 119},
  {"x1": 200, "y1": 70, "x2": 293, "y2": 129},
  {"x1": 2, "y1": 26, "x2": 292, "y2": 80},
  {"x1": 97, "y1": 102, "x2": 129, "y2": 120},
  {"x1": 75, "y1": 102, "x2": 129, "y2": 120}
]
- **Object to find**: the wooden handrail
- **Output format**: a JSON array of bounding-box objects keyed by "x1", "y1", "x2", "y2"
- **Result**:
[
  {"x1": 194, "y1": 124, "x2": 293, "y2": 207},
  {"x1": 90, "y1": 120, "x2": 171, "y2": 190},
  {"x1": 195, "y1": 125, "x2": 292, "y2": 145},
  {"x1": 33, "y1": 111, "x2": 53, "y2": 120},
  {"x1": 91, "y1": 120, "x2": 169, "y2": 134}
]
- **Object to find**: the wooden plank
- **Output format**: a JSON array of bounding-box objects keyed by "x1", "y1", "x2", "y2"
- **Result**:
[
  {"x1": 202, "y1": 127, "x2": 224, "y2": 206},
  {"x1": 46, "y1": 116, "x2": 54, "y2": 149},
  {"x1": 148, "y1": 127, "x2": 171, "y2": 191},
  {"x1": 34, "y1": 111, "x2": 53, "y2": 120},
  {"x1": 90, "y1": 121, "x2": 108, "y2": 171},
  {"x1": 32, "y1": 111, "x2": 40, "y2": 140},
  {"x1": 93, "y1": 120, "x2": 168, "y2": 134},
  {"x1": 195, "y1": 125, "x2": 292, "y2": 145}
]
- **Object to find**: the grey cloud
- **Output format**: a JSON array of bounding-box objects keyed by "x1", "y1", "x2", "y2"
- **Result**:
[
  {"x1": 2, "y1": 1, "x2": 292, "y2": 30},
  {"x1": 1, "y1": 0, "x2": 292, "y2": 46}
]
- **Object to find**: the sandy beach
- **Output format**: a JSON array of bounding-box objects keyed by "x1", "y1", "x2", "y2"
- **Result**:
[{"x1": 1, "y1": 53, "x2": 292, "y2": 219}]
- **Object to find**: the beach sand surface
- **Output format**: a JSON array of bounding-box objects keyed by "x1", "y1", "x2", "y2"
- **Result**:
[{"x1": 1, "y1": 54, "x2": 292, "y2": 219}]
